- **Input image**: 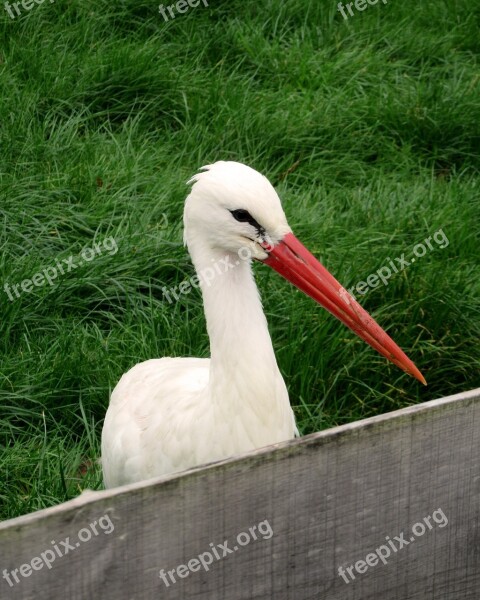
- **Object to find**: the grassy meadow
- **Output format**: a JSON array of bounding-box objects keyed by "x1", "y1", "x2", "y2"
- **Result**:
[{"x1": 1, "y1": 0, "x2": 479, "y2": 519}]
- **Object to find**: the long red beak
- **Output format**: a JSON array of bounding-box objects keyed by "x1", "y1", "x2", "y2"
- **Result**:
[{"x1": 262, "y1": 233, "x2": 426, "y2": 385}]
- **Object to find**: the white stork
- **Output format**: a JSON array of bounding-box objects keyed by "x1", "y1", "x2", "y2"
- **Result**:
[{"x1": 101, "y1": 161, "x2": 425, "y2": 488}]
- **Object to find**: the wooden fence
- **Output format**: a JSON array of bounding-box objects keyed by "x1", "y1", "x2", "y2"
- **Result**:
[{"x1": 1, "y1": 387, "x2": 479, "y2": 599}]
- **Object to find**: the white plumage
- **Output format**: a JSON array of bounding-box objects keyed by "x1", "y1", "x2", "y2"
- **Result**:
[
  {"x1": 102, "y1": 162, "x2": 296, "y2": 488},
  {"x1": 101, "y1": 161, "x2": 425, "y2": 488}
]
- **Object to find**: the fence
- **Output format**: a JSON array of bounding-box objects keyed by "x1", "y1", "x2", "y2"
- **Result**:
[{"x1": 1, "y1": 387, "x2": 479, "y2": 599}]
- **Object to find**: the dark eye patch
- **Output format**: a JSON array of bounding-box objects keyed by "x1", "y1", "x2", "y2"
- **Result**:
[
  {"x1": 230, "y1": 209, "x2": 252, "y2": 223},
  {"x1": 229, "y1": 209, "x2": 265, "y2": 236}
]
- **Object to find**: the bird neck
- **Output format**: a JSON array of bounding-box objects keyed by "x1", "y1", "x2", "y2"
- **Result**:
[{"x1": 190, "y1": 244, "x2": 282, "y2": 405}]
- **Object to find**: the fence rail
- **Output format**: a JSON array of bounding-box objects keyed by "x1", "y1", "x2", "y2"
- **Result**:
[{"x1": 1, "y1": 387, "x2": 479, "y2": 599}]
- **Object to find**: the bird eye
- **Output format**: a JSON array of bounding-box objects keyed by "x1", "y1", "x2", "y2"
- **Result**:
[
  {"x1": 230, "y1": 209, "x2": 252, "y2": 223},
  {"x1": 229, "y1": 209, "x2": 266, "y2": 237}
]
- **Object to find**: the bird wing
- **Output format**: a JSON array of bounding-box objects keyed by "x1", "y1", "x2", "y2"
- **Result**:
[{"x1": 101, "y1": 357, "x2": 210, "y2": 487}]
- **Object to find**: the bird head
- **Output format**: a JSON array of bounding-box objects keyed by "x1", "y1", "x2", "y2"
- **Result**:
[
  {"x1": 184, "y1": 161, "x2": 426, "y2": 385},
  {"x1": 184, "y1": 161, "x2": 290, "y2": 260}
]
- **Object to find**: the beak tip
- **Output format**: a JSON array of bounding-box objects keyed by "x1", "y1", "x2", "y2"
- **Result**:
[{"x1": 412, "y1": 369, "x2": 427, "y2": 386}]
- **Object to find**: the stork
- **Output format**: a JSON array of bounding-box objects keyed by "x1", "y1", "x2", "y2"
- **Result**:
[{"x1": 101, "y1": 161, "x2": 425, "y2": 488}]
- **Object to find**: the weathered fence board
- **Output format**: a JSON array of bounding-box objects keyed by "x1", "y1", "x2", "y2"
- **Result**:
[{"x1": 1, "y1": 388, "x2": 479, "y2": 599}]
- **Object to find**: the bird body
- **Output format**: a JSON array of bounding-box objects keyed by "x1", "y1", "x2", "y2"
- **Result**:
[
  {"x1": 101, "y1": 161, "x2": 424, "y2": 488},
  {"x1": 101, "y1": 264, "x2": 296, "y2": 486},
  {"x1": 102, "y1": 163, "x2": 296, "y2": 487}
]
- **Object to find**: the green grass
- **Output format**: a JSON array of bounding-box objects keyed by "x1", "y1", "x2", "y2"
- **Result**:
[{"x1": 1, "y1": 0, "x2": 479, "y2": 520}]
